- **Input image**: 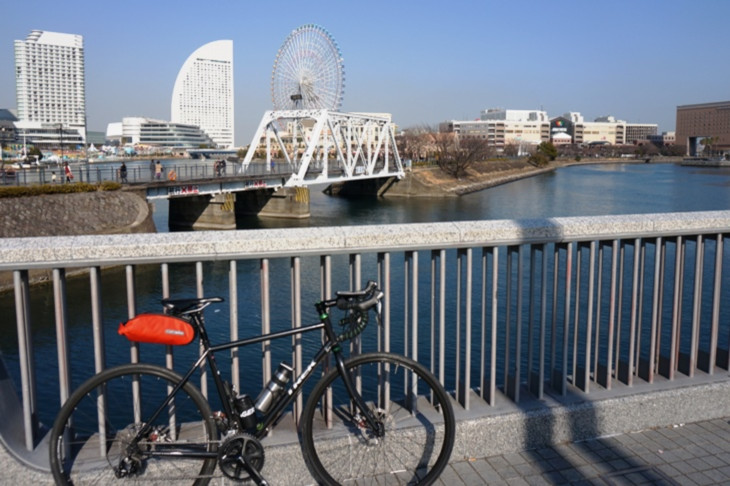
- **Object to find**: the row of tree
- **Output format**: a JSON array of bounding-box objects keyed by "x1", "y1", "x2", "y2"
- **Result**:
[{"x1": 396, "y1": 127, "x2": 688, "y2": 179}]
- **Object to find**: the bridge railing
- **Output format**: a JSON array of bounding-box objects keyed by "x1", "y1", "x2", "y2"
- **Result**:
[
  {"x1": 1, "y1": 211, "x2": 729, "y2": 457},
  {"x1": 0, "y1": 159, "x2": 357, "y2": 187}
]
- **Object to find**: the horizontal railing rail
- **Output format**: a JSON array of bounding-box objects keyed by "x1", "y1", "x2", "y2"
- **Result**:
[{"x1": 1, "y1": 210, "x2": 729, "y2": 459}]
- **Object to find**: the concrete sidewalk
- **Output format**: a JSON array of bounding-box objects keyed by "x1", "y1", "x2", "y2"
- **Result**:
[
  {"x1": 4, "y1": 416, "x2": 729, "y2": 485},
  {"x1": 436, "y1": 417, "x2": 730, "y2": 485}
]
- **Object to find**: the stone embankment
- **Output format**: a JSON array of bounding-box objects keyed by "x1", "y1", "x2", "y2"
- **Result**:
[
  {"x1": 0, "y1": 189, "x2": 155, "y2": 291},
  {"x1": 385, "y1": 157, "x2": 681, "y2": 197},
  {"x1": 0, "y1": 189, "x2": 155, "y2": 238}
]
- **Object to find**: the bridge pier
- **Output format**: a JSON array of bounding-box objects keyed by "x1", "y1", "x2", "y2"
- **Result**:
[
  {"x1": 236, "y1": 187, "x2": 310, "y2": 219},
  {"x1": 168, "y1": 193, "x2": 237, "y2": 230}
]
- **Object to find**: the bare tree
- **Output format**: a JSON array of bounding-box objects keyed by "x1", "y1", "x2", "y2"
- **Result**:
[{"x1": 434, "y1": 133, "x2": 491, "y2": 179}]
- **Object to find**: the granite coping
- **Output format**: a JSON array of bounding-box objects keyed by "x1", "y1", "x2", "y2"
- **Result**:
[{"x1": 1, "y1": 210, "x2": 729, "y2": 269}]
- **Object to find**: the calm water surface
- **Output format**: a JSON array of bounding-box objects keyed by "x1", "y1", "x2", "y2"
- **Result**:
[{"x1": 4, "y1": 162, "x2": 730, "y2": 424}]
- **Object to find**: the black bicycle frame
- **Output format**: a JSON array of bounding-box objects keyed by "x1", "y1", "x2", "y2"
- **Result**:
[{"x1": 129, "y1": 298, "x2": 380, "y2": 459}]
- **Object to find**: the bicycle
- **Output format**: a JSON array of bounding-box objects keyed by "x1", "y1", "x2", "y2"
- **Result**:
[{"x1": 49, "y1": 280, "x2": 456, "y2": 485}]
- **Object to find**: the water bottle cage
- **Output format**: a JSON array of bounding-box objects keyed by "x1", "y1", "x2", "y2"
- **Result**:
[{"x1": 336, "y1": 310, "x2": 368, "y2": 342}]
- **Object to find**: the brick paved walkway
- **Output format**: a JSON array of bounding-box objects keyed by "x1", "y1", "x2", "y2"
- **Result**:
[{"x1": 434, "y1": 417, "x2": 730, "y2": 485}]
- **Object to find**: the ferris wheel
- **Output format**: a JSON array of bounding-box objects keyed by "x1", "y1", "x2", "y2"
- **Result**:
[{"x1": 271, "y1": 24, "x2": 345, "y2": 111}]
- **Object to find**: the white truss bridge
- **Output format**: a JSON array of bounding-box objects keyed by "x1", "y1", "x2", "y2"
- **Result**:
[{"x1": 241, "y1": 110, "x2": 404, "y2": 187}]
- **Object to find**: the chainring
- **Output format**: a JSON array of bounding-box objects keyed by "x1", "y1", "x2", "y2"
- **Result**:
[{"x1": 217, "y1": 432, "x2": 265, "y2": 481}]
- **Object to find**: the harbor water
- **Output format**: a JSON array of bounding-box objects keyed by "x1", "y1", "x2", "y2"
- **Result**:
[{"x1": 2, "y1": 161, "x2": 730, "y2": 425}]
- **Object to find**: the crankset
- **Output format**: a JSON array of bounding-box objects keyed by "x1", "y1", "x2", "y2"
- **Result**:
[{"x1": 217, "y1": 432, "x2": 267, "y2": 484}]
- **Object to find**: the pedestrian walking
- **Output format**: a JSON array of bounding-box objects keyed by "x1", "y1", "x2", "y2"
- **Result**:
[
  {"x1": 155, "y1": 160, "x2": 163, "y2": 180},
  {"x1": 120, "y1": 162, "x2": 128, "y2": 183},
  {"x1": 63, "y1": 162, "x2": 73, "y2": 183}
]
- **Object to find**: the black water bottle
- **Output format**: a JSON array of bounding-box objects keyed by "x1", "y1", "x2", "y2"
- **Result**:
[{"x1": 235, "y1": 394, "x2": 257, "y2": 429}]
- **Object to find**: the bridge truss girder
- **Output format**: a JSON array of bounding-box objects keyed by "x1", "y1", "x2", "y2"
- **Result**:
[{"x1": 242, "y1": 110, "x2": 404, "y2": 187}]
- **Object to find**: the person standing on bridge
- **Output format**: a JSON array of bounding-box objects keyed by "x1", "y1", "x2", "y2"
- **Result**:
[
  {"x1": 120, "y1": 162, "x2": 128, "y2": 183},
  {"x1": 155, "y1": 160, "x2": 163, "y2": 180}
]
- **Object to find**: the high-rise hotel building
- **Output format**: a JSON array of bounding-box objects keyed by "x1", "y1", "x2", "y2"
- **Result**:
[
  {"x1": 14, "y1": 30, "x2": 86, "y2": 142},
  {"x1": 171, "y1": 40, "x2": 234, "y2": 148}
]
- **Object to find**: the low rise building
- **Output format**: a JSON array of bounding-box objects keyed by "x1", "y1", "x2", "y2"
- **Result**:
[{"x1": 106, "y1": 117, "x2": 215, "y2": 149}]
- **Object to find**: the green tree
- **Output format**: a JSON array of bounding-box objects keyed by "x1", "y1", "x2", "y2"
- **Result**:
[{"x1": 537, "y1": 141, "x2": 558, "y2": 161}]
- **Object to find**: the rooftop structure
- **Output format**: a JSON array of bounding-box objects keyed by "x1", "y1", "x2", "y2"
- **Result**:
[
  {"x1": 480, "y1": 108, "x2": 549, "y2": 123},
  {"x1": 14, "y1": 30, "x2": 86, "y2": 142},
  {"x1": 171, "y1": 40, "x2": 234, "y2": 148}
]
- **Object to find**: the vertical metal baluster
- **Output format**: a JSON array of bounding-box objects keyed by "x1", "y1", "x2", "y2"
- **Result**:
[
  {"x1": 514, "y1": 246, "x2": 523, "y2": 403},
  {"x1": 410, "y1": 251, "x2": 419, "y2": 413},
  {"x1": 615, "y1": 243, "x2": 625, "y2": 384},
  {"x1": 349, "y1": 254, "x2": 362, "y2": 355},
  {"x1": 528, "y1": 246, "x2": 536, "y2": 395},
  {"x1": 626, "y1": 239, "x2": 641, "y2": 386},
  {"x1": 689, "y1": 235, "x2": 704, "y2": 378},
  {"x1": 572, "y1": 244, "x2": 582, "y2": 387},
  {"x1": 606, "y1": 240, "x2": 618, "y2": 390},
  {"x1": 456, "y1": 249, "x2": 462, "y2": 403},
  {"x1": 261, "y1": 258, "x2": 271, "y2": 389},
  {"x1": 637, "y1": 240, "x2": 648, "y2": 379},
  {"x1": 430, "y1": 251, "x2": 437, "y2": 381},
  {"x1": 90, "y1": 266, "x2": 109, "y2": 446},
  {"x1": 404, "y1": 252, "x2": 411, "y2": 360},
  {"x1": 670, "y1": 237, "x2": 683, "y2": 379},
  {"x1": 458, "y1": 248, "x2": 472, "y2": 409},
  {"x1": 378, "y1": 252, "x2": 391, "y2": 410},
  {"x1": 160, "y1": 263, "x2": 177, "y2": 441},
  {"x1": 320, "y1": 255, "x2": 333, "y2": 428},
  {"x1": 488, "y1": 247, "x2": 498, "y2": 405},
  {"x1": 538, "y1": 244, "x2": 547, "y2": 399},
  {"x1": 195, "y1": 261, "x2": 207, "y2": 398},
  {"x1": 709, "y1": 234, "x2": 723, "y2": 374},
  {"x1": 580, "y1": 242, "x2": 596, "y2": 392},
  {"x1": 53, "y1": 269, "x2": 70, "y2": 406},
  {"x1": 561, "y1": 243, "x2": 573, "y2": 396},
  {"x1": 125, "y1": 265, "x2": 141, "y2": 423},
  {"x1": 10, "y1": 270, "x2": 35, "y2": 453},
  {"x1": 656, "y1": 238, "x2": 667, "y2": 377},
  {"x1": 229, "y1": 260, "x2": 239, "y2": 392},
  {"x1": 291, "y1": 256, "x2": 302, "y2": 422},
  {"x1": 161, "y1": 264, "x2": 173, "y2": 370},
  {"x1": 438, "y1": 250, "x2": 446, "y2": 387},
  {"x1": 480, "y1": 248, "x2": 487, "y2": 401},
  {"x1": 594, "y1": 244, "x2": 604, "y2": 387},
  {"x1": 647, "y1": 238, "x2": 663, "y2": 383},
  {"x1": 550, "y1": 245, "x2": 559, "y2": 392},
  {"x1": 504, "y1": 246, "x2": 512, "y2": 397}
]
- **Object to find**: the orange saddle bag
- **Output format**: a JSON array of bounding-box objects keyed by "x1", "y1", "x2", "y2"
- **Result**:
[{"x1": 118, "y1": 313, "x2": 195, "y2": 346}]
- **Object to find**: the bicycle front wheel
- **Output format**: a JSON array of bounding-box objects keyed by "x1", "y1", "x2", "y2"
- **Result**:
[
  {"x1": 300, "y1": 352, "x2": 456, "y2": 485},
  {"x1": 49, "y1": 363, "x2": 218, "y2": 485}
]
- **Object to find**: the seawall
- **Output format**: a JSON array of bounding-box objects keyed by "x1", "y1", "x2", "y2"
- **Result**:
[{"x1": 0, "y1": 189, "x2": 156, "y2": 290}]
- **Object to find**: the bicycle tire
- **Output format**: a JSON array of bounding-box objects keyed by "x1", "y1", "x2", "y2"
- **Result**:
[
  {"x1": 49, "y1": 363, "x2": 218, "y2": 485},
  {"x1": 300, "y1": 352, "x2": 456, "y2": 485}
]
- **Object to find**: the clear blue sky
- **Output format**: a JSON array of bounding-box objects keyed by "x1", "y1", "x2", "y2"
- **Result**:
[{"x1": 2, "y1": 0, "x2": 729, "y2": 146}]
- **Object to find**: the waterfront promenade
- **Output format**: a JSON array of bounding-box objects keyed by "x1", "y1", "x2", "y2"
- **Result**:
[{"x1": 3, "y1": 414, "x2": 729, "y2": 484}]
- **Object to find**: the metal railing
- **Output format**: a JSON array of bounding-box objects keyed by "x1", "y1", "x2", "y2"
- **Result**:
[{"x1": 1, "y1": 211, "x2": 730, "y2": 455}]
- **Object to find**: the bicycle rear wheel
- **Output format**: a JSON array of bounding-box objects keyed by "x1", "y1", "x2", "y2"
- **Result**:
[
  {"x1": 300, "y1": 352, "x2": 455, "y2": 485},
  {"x1": 49, "y1": 363, "x2": 218, "y2": 485}
]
